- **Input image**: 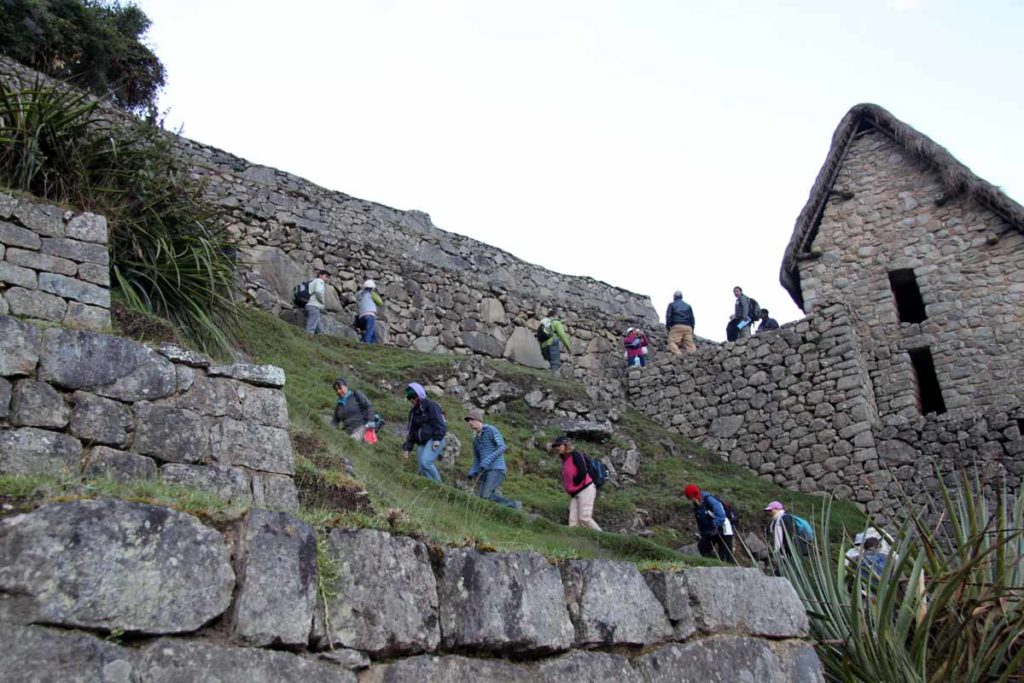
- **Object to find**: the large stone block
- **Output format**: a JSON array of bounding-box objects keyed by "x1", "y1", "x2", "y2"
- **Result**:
[
  {"x1": 76, "y1": 261, "x2": 110, "y2": 286},
  {"x1": 65, "y1": 212, "x2": 109, "y2": 243},
  {"x1": 213, "y1": 417, "x2": 293, "y2": 474},
  {"x1": 160, "y1": 463, "x2": 252, "y2": 505},
  {"x1": 230, "y1": 508, "x2": 318, "y2": 647},
  {"x1": 0, "y1": 377, "x2": 9, "y2": 418},
  {"x1": 0, "y1": 219, "x2": 42, "y2": 249},
  {"x1": 84, "y1": 446, "x2": 157, "y2": 482},
  {"x1": 239, "y1": 245, "x2": 310, "y2": 307},
  {"x1": 63, "y1": 301, "x2": 111, "y2": 331},
  {"x1": 251, "y1": 471, "x2": 300, "y2": 512},
  {"x1": 0, "y1": 315, "x2": 40, "y2": 376},
  {"x1": 134, "y1": 403, "x2": 211, "y2": 464},
  {"x1": 69, "y1": 390, "x2": 132, "y2": 446},
  {"x1": 503, "y1": 326, "x2": 548, "y2": 369},
  {"x1": 208, "y1": 362, "x2": 286, "y2": 388},
  {"x1": 170, "y1": 373, "x2": 288, "y2": 427},
  {"x1": 361, "y1": 654, "x2": 523, "y2": 682},
  {"x1": 637, "y1": 636, "x2": 823, "y2": 683},
  {"x1": 644, "y1": 570, "x2": 698, "y2": 641},
  {"x1": 438, "y1": 549, "x2": 574, "y2": 654},
  {"x1": 40, "y1": 236, "x2": 109, "y2": 265},
  {"x1": 5, "y1": 246, "x2": 77, "y2": 275},
  {"x1": 10, "y1": 379, "x2": 69, "y2": 428},
  {"x1": 0, "y1": 260, "x2": 37, "y2": 288},
  {"x1": 479, "y1": 297, "x2": 506, "y2": 324},
  {"x1": 0, "y1": 499, "x2": 234, "y2": 633},
  {"x1": 461, "y1": 331, "x2": 505, "y2": 357},
  {"x1": 531, "y1": 650, "x2": 643, "y2": 682},
  {"x1": 315, "y1": 528, "x2": 440, "y2": 656},
  {"x1": 5, "y1": 285, "x2": 67, "y2": 321},
  {"x1": 13, "y1": 199, "x2": 63, "y2": 236},
  {"x1": 560, "y1": 559, "x2": 673, "y2": 647},
  {"x1": 136, "y1": 639, "x2": 354, "y2": 682},
  {"x1": 38, "y1": 272, "x2": 110, "y2": 307},
  {"x1": 682, "y1": 567, "x2": 809, "y2": 637},
  {"x1": 0, "y1": 625, "x2": 135, "y2": 683},
  {"x1": 0, "y1": 427, "x2": 82, "y2": 475},
  {"x1": 39, "y1": 327, "x2": 176, "y2": 400}
]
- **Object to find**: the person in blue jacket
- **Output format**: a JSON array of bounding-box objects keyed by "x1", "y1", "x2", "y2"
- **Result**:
[
  {"x1": 402, "y1": 382, "x2": 447, "y2": 482},
  {"x1": 684, "y1": 484, "x2": 735, "y2": 563},
  {"x1": 464, "y1": 408, "x2": 522, "y2": 510}
]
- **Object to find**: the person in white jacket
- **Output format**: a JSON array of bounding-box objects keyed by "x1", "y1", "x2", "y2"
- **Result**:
[{"x1": 305, "y1": 270, "x2": 330, "y2": 334}]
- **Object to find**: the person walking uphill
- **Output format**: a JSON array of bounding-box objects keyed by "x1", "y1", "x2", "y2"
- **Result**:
[
  {"x1": 684, "y1": 484, "x2": 735, "y2": 562},
  {"x1": 465, "y1": 409, "x2": 522, "y2": 510},
  {"x1": 304, "y1": 270, "x2": 330, "y2": 334},
  {"x1": 536, "y1": 312, "x2": 572, "y2": 377},
  {"x1": 665, "y1": 290, "x2": 696, "y2": 356},
  {"x1": 329, "y1": 377, "x2": 376, "y2": 441},
  {"x1": 402, "y1": 383, "x2": 447, "y2": 482},
  {"x1": 551, "y1": 435, "x2": 601, "y2": 531},
  {"x1": 356, "y1": 279, "x2": 384, "y2": 343}
]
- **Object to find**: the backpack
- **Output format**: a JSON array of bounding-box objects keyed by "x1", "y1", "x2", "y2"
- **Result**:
[
  {"x1": 292, "y1": 280, "x2": 311, "y2": 308},
  {"x1": 717, "y1": 497, "x2": 740, "y2": 528},
  {"x1": 789, "y1": 514, "x2": 815, "y2": 543},
  {"x1": 747, "y1": 297, "x2": 761, "y2": 321},
  {"x1": 582, "y1": 453, "x2": 609, "y2": 489},
  {"x1": 536, "y1": 320, "x2": 554, "y2": 344}
]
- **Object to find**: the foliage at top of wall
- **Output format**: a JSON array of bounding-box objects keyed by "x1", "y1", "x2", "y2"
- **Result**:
[{"x1": 0, "y1": 0, "x2": 165, "y2": 116}]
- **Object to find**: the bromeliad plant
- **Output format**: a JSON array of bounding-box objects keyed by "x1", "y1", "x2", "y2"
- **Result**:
[
  {"x1": 781, "y1": 471, "x2": 1024, "y2": 683},
  {"x1": 0, "y1": 81, "x2": 237, "y2": 353}
]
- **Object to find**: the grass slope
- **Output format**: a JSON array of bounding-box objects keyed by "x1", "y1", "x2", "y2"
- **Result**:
[{"x1": 236, "y1": 309, "x2": 866, "y2": 564}]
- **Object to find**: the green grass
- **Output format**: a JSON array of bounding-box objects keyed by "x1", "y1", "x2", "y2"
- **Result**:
[{"x1": 235, "y1": 309, "x2": 866, "y2": 563}]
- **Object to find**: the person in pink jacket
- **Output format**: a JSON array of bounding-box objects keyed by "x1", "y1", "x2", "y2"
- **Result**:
[{"x1": 551, "y1": 435, "x2": 601, "y2": 531}]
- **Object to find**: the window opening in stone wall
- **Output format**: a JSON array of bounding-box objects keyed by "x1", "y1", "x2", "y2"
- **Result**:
[
  {"x1": 888, "y1": 269, "x2": 927, "y2": 323},
  {"x1": 909, "y1": 347, "x2": 946, "y2": 415}
]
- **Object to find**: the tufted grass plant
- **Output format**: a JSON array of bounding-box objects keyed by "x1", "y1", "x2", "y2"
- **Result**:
[{"x1": 780, "y1": 472, "x2": 1024, "y2": 683}]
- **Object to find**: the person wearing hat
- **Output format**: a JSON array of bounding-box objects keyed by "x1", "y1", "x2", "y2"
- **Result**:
[
  {"x1": 465, "y1": 409, "x2": 522, "y2": 510},
  {"x1": 844, "y1": 527, "x2": 893, "y2": 569},
  {"x1": 536, "y1": 310, "x2": 573, "y2": 377},
  {"x1": 330, "y1": 377, "x2": 376, "y2": 440},
  {"x1": 551, "y1": 435, "x2": 601, "y2": 531},
  {"x1": 665, "y1": 290, "x2": 696, "y2": 356},
  {"x1": 623, "y1": 326, "x2": 651, "y2": 368},
  {"x1": 684, "y1": 484, "x2": 734, "y2": 562},
  {"x1": 402, "y1": 383, "x2": 447, "y2": 482},
  {"x1": 764, "y1": 500, "x2": 801, "y2": 561},
  {"x1": 356, "y1": 279, "x2": 384, "y2": 343}
]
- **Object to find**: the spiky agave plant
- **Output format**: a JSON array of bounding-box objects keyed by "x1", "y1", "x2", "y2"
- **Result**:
[{"x1": 780, "y1": 470, "x2": 1024, "y2": 683}]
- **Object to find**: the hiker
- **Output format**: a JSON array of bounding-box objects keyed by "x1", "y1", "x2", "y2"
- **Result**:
[
  {"x1": 764, "y1": 500, "x2": 810, "y2": 566},
  {"x1": 401, "y1": 383, "x2": 447, "y2": 482},
  {"x1": 551, "y1": 435, "x2": 601, "y2": 531},
  {"x1": 304, "y1": 270, "x2": 330, "y2": 334},
  {"x1": 465, "y1": 408, "x2": 522, "y2": 510},
  {"x1": 856, "y1": 536, "x2": 889, "y2": 581},
  {"x1": 329, "y1": 377, "x2": 376, "y2": 441},
  {"x1": 757, "y1": 308, "x2": 780, "y2": 334},
  {"x1": 623, "y1": 327, "x2": 651, "y2": 367},
  {"x1": 731, "y1": 286, "x2": 753, "y2": 339},
  {"x1": 684, "y1": 484, "x2": 735, "y2": 562},
  {"x1": 356, "y1": 279, "x2": 384, "y2": 343},
  {"x1": 536, "y1": 311, "x2": 573, "y2": 377},
  {"x1": 665, "y1": 290, "x2": 696, "y2": 355},
  {"x1": 844, "y1": 527, "x2": 894, "y2": 569}
]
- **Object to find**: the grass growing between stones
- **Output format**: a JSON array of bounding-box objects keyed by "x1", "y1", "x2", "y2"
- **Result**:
[{"x1": 235, "y1": 309, "x2": 866, "y2": 564}]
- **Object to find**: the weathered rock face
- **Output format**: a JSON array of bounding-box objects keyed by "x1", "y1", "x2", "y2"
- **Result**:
[
  {"x1": 136, "y1": 639, "x2": 355, "y2": 682},
  {"x1": 682, "y1": 567, "x2": 809, "y2": 638},
  {"x1": 0, "y1": 625, "x2": 136, "y2": 683},
  {"x1": 0, "y1": 499, "x2": 234, "y2": 633},
  {"x1": 637, "y1": 636, "x2": 823, "y2": 683},
  {"x1": 160, "y1": 463, "x2": 253, "y2": 506},
  {"x1": 643, "y1": 571, "x2": 697, "y2": 641},
  {"x1": 0, "y1": 314, "x2": 39, "y2": 376},
  {"x1": 230, "y1": 508, "x2": 318, "y2": 647},
  {"x1": 0, "y1": 426, "x2": 82, "y2": 475},
  {"x1": 315, "y1": 529, "x2": 440, "y2": 656},
  {"x1": 438, "y1": 550, "x2": 574, "y2": 654},
  {"x1": 560, "y1": 559, "x2": 673, "y2": 647}
]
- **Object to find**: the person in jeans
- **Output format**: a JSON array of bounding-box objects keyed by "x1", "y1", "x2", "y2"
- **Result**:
[
  {"x1": 356, "y1": 279, "x2": 384, "y2": 343},
  {"x1": 732, "y1": 286, "x2": 753, "y2": 339},
  {"x1": 551, "y1": 435, "x2": 601, "y2": 531},
  {"x1": 465, "y1": 408, "x2": 522, "y2": 510},
  {"x1": 537, "y1": 311, "x2": 573, "y2": 377},
  {"x1": 665, "y1": 290, "x2": 696, "y2": 355},
  {"x1": 329, "y1": 377, "x2": 375, "y2": 441},
  {"x1": 402, "y1": 382, "x2": 447, "y2": 482},
  {"x1": 305, "y1": 270, "x2": 330, "y2": 334}
]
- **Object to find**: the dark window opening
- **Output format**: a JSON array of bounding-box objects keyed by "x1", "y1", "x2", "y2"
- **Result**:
[
  {"x1": 1017, "y1": 418, "x2": 1024, "y2": 438},
  {"x1": 889, "y1": 269, "x2": 927, "y2": 323},
  {"x1": 909, "y1": 347, "x2": 946, "y2": 415}
]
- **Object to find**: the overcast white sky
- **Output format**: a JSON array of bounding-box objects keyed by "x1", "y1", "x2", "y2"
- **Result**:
[{"x1": 135, "y1": 0, "x2": 1023, "y2": 339}]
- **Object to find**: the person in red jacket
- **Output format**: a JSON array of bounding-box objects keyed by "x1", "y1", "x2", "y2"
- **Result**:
[{"x1": 551, "y1": 435, "x2": 601, "y2": 531}]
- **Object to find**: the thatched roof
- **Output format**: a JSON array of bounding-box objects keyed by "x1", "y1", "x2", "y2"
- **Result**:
[{"x1": 780, "y1": 103, "x2": 1024, "y2": 309}]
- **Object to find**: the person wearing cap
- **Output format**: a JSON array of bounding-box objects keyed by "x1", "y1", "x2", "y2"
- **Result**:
[
  {"x1": 357, "y1": 279, "x2": 384, "y2": 343},
  {"x1": 844, "y1": 527, "x2": 893, "y2": 569},
  {"x1": 551, "y1": 435, "x2": 601, "y2": 531},
  {"x1": 465, "y1": 409, "x2": 522, "y2": 510},
  {"x1": 402, "y1": 383, "x2": 447, "y2": 482},
  {"x1": 665, "y1": 291, "x2": 696, "y2": 356},
  {"x1": 623, "y1": 326, "x2": 651, "y2": 368},
  {"x1": 764, "y1": 500, "x2": 804, "y2": 566},
  {"x1": 537, "y1": 310, "x2": 573, "y2": 377},
  {"x1": 330, "y1": 377, "x2": 376, "y2": 440},
  {"x1": 305, "y1": 270, "x2": 330, "y2": 334},
  {"x1": 684, "y1": 484, "x2": 734, "y2": 562}
]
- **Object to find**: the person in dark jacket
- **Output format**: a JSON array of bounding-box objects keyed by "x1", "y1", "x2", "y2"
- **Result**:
[
  {"x1": 684, "y1": 484, "x2": 735, "y2": 562},
  {"x1": 330, "y1": 377, "x2": 375, "y2": 440},
  {"x1": 402, "y1": 382, "x2": 447, "y2": 482},
  {"x1": 665, "y1": 290, "x2": 696, "y2": 356},
  {"x1": 757, "y1": 309, "x2": 780, "y2": 334},
  {"x1": 732, "y1": 286, "x2": 753, "y2": 339},
  {"x1": 551, "y1": 435, "x2": 601, "y2": 530}
]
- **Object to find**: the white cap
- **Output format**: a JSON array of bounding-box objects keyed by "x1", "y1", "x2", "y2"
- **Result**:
[
  {"x1": 363, "y1": 279, "x2": 376, "y2": 289},
  {"x1": 853, "y1": 527, "x2": 882, "y2": 545}
]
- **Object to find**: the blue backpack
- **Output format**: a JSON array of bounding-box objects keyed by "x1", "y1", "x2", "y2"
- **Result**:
[
  {"x1": 789, "y1": 514, "x2": 815, "y2": 543},
  {"x1": 582, "y1": 453, "x2": 609, "y2": 489}
]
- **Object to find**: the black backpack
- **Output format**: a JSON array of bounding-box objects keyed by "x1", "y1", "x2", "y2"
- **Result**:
[
  {"x1": 582, "y1": 453, "x2": 609, "y2": 489},
  {"x1": 747, "y1": 297, "x2": 761, "y2": 321},
  {"x1": 292, "y1": 280, "x2": 311, "y2": 308},
  {"x1": 536, "y1": 320, "x2": 554, "y2": 344},
  {"x1": 707, "y1": 495, "x2": 739, "y2": 528}
]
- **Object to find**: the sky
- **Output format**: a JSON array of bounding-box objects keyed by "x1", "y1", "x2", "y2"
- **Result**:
[{"x1": 134, "y1": 0, "x2": 1023, "y2": 339}]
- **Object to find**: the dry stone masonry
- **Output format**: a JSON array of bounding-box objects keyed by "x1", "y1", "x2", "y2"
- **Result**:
[
  {"x1": 0, "y1": 193, "x2": 111, "y2": 331},
  {"x1": 0, "y1": 500, "x2": 822, "y2": 681}
]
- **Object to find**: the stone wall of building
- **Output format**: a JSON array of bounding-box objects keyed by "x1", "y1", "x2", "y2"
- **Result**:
[
  {"x1": 798, "y1": 129, "x2": 1024, "y2": 416},
  {"x1": 0, "y1": 193, "x2": 111, "y2": 331},
  {"x1": 0, "y1": 315, "x2": 297, "y2": 510},
  {"x1": 0, "y1": 499, "x2": 822, "y2": 681}
]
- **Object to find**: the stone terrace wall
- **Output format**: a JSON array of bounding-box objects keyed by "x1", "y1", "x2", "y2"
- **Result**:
[
  {"x1": 628, "y1": 306, "x2": 1024, "y2": 520},
  {"x1": 0, "y1": 315, "x2": 297, "y2": 510},
  {"x1": 0, "y1": 193, "x2": 111, "y2": 331},
  {"x1": 0, "y1": 499, "x2": 822, "y2": 681}
]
